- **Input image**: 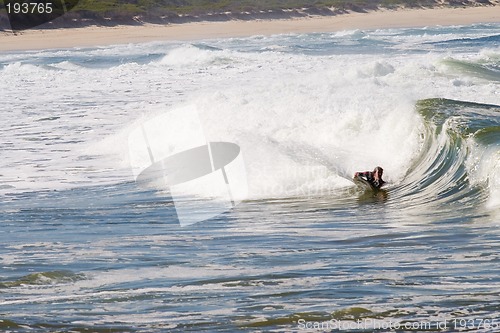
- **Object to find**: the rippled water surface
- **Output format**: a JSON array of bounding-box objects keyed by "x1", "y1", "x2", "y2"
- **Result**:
[{"x1": 1, "y1": 24, "x2": 500, "y2": 332}]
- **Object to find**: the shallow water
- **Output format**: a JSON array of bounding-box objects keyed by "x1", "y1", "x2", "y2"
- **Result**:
[{"x1": 1, "y1": 24, "x2": 500, "y2": 332}]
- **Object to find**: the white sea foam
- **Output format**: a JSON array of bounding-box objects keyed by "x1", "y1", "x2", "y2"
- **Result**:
[
  {"x1": 467, "y1": 140, "x2": 500, "y2": 212},
  {"x1": 0, "y1": 29, "x2": 498, "y2": 201}
]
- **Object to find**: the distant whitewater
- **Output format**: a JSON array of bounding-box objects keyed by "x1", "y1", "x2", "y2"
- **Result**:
[{"x1": 0, "y1": 23, "x2": 499, "y2": 332}]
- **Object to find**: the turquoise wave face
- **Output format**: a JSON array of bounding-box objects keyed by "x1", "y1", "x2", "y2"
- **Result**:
[
  {"x1": 389, "y1": 98, "x2": 500, "y2": 215},
  {"x1": 443, "y1": 58, "x2": 500, "y2": 82},
  {"x1": 0, "y1": 270, "x2": 86, "y2": 288}
]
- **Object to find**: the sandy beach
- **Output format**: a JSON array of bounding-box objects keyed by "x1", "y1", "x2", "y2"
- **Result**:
[{"x1": 1, "y1": 5, "x2": 500, "y2": 51}]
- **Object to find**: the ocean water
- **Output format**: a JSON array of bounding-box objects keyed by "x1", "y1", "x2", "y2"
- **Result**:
[{"x1": 1, "y1": 23, "x2": 500, "y2": 332}]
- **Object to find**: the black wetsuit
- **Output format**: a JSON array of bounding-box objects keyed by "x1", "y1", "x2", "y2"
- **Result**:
[{"x1": 356, "y1": 171, "x2": 385, "y2": 189}]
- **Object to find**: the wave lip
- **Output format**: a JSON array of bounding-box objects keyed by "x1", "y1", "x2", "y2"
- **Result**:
[
  {"x1": 443, "y1": 57, "x2": 500, "y2": 82},
  {"x1": 390, "y1": 98, "x2": 500, "y2": 216}
]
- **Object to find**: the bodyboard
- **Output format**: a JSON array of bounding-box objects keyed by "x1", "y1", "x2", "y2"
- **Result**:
[{"x1": 353, "y1": 175, "x2": 377, "y2": 191}]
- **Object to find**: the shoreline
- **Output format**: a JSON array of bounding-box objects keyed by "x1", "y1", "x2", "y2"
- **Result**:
[{"x1": 1, "y1": 6, "x2": 500, "y2": 52}]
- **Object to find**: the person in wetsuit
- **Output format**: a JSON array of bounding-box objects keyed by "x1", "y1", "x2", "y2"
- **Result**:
[{"x1": 354, "y1": 166, "x2": 386, "y2": 189}]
